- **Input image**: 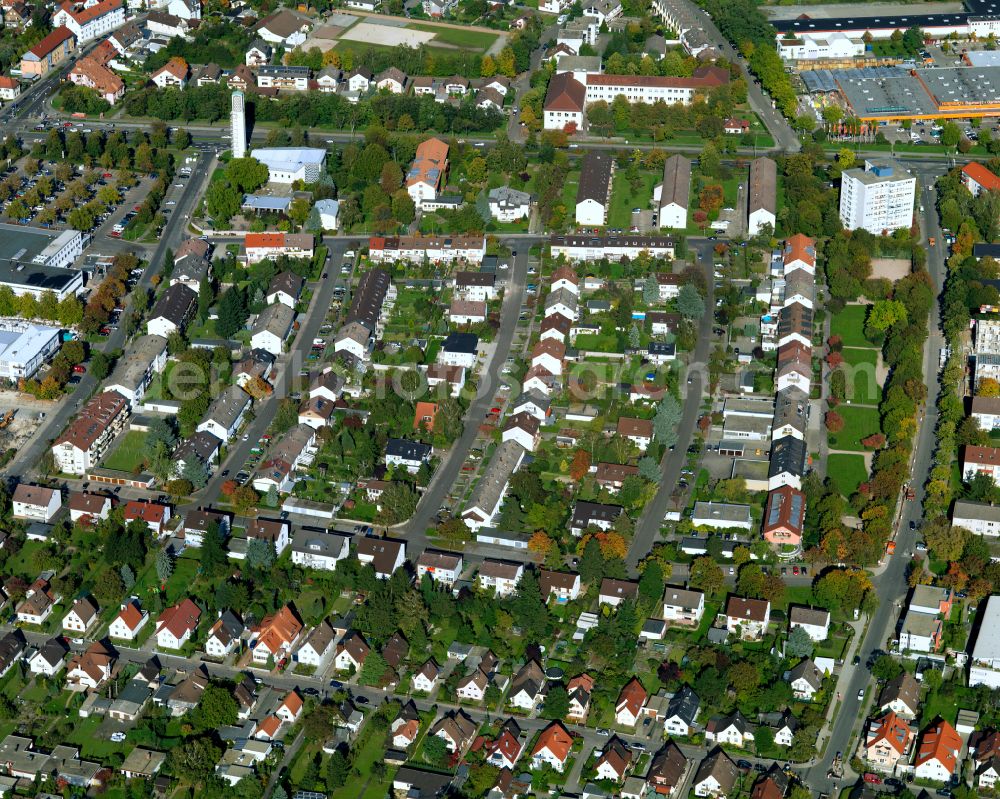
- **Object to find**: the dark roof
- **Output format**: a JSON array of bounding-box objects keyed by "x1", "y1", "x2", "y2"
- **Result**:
[
  {"x1": 386, "y1": 438, "x2": 432, "y2": 461},
  {"x1": 577, "y1": 151, "x2": 614, "y2": 206},
  {"x1": 666, "y1": 685, "x2": 700, "y2": 725},
  {"x1": 442, "y1": 331, "x2": 479, "y2": 354},
  {"x1": 572, "y1": 500, "x2": 623, "y2": 527},
  {"x1": 455, "y1": 270, "x2": 495, "y2": 287},
  {"x1": 346, "y1": 268, "x2": 390, "y2": 332},
  {"x1": 768, "y1": 436, "x2": 807, "y2": 479},
  {"x1": 268, "y1": 271, "x2": 304, "y2": 299},
  {"x1": 150, "y1": 283, "x2": 197, "y2": 327}
]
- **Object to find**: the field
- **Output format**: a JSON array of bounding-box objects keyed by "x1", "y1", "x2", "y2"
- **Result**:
[
  {"x1": 830, "y1": 305, "x2": 871, "y2": 348},
  {"x1": 407, "y1": 22, "x2": 499, "y2": 51},
  {"x1": 841, "y1": 347, "x2": 880, "y2": 404},
  {"x1": 828, "y1": 405, "x2": 881, "y2": 451},
  {"x1": 102, "y1": 430, "x2": 148, "y2": 473},
  {"x1": 607, "y1": 170, "x2": 657, "y2": 229},
  {"x1": 827, "y1": 453, "x2": 869, "y2": 498}
]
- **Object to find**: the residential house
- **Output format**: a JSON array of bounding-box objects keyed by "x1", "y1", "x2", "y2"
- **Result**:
[
  {"x1": 66, "y1": 641, "x2": 115, "y2": 691},
  {"x1": 566, "y1": 673, "x2": 595, "y2": 722},
  {"x1": 385, "y1": 438, "x2": 432, "y2": 474},
  {"x1": 647, "y1": 741, "x2": 689, "y2": 796},
  {"x1": 664, "y1": 685, "x2": 700, "y2": 737},
  {"x1": 788, "y1": 658, "x2": 824, "y2": 701},
  {"x1": 618, "y1": 417, "x2": 653, "y2": 451},
  {"x1": 250, "y1": 302, "x2": 294, "y2": 356},
  {"x1": 705, "y1": 711, "x2": 754, "y2": 748},
  {"x1": 725, "y1": 596, "x2": 771, "y2": 640},
  {"x1": 356, "y1": 536, "x2": 406, "y2": 579},
  {"x1": 246, "y1": 518, "x2": 291, "y2": 555},
  {"x1": 432, "y1": 709, "x2": 477, "y2": 753},
  {"x1": 531, "y1": 721, "x2": 573, "y2": 772},
  {"x1": 478, "y1": 559, "x2": 523, "y2": 597},
  {"x1": 204, "y1": 611, "x2": 244, "y2": 659},
  {"x1": 412, "y1": 658, "x2": 441, "y2": 694},
  {"x1": 333, "y1": 630, "x2": 370, "y2": 672},
  {"x1": 62, "y1": 597, "x2": 99, "y2": 635},
  {"x1": 914, "y1": 721, "x2": 962, "y2": 782},
  {"x1": 296, "y1": 621, "x2": 335, "y2": 668},
  {"x1": 693, "y1": 749, "x2": 739, "y2": 798},
  {"x1": 615, "y1": 678, "x2": 648, "y2": 728},
  {"x1": 599, "y1": 577, "x2": 639, "y2": 607},
  {"x1": 662, "y1": 586, "x2": 705, "y2": 627},
  {"x1": 67, "y1": 492, "x2": 111, "y2": 524},
  {"x1": 788, "y1": 607, "x2": 830, "y2": 642},
  {"x1": 571, "y1": 501, "x2": 623, "y2": 536},
  {"x1": 28, "y1": 637, "x2": 69, "y2": 677},
  {"x1": 416, "y1": 550, "x2": 464, "y2": 587},
  {"x1": 155, "y1": 599, "x2": 201, "y2": 650},
  {"x1": 509, "y1": 660, "x2": 546, "y2": 710},
  {"x1": 290, "y1": 529, "x2": 351, "y2": 572},
  {"x1": 595, "y1": 736, "x2": 633, "y2": 782},
  {"x1": 16, "y1": 578, "x2": 59, "y2": 625},
  {"x1": 252, "y1": 605, "x2": 303, "y2": 665},
  {"x1": 108, "y1": 599, "x2": 148, "y2": 641},
  {"x1": 860, "y1": 711, "x2": 914, "y2": 773},
  {"x1": 123, "y1": 501, "x2": 171, "y2": 538},
  {"x1": 538, "y1": 570, "x2": 582, "y2": 602},
  {"x1": 147, "y1": 284, "x2": 196, "y2": 339},
  {"x1": 878, "y1": 672, "x2": 921, "y2": 719},
  {"x1": 12, "y1": 484, "x2": 61, "y2": 522}
]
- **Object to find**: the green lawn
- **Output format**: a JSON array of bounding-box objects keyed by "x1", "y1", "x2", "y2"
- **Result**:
[
  {"x1": 827, "y1": 453, "x2": 869, "y2": 498},
  {"x1": 573, "y1": 332, "x2": 620, "y2": 352},
  {"x1": 841, "y1": 348, "x2": 880, "y2": 404},
  {"x1": 830, "y1": 305, "x2": 871, "y2": 348},
  {"x1": 607, "y1": 170, "x2": 657, "y2": 229},
  {"x1": 828, "y1": 405, "x2": 882, "y2": 451},
  {"x1": 407, "y1": 22, "x2": 499, "y2": 51},
  {"x1": 102, "y1": 430, "x2": 148, "y2": 473}
]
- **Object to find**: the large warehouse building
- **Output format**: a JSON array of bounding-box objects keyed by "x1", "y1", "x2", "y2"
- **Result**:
[
  {"x1": 0, "y1": 320, "x2": 61, "y2": 380},
  {"x1": 0, "y1": 227, "x2": 85, "y2": 300}
]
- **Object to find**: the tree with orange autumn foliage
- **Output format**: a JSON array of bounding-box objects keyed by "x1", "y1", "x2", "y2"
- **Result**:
[
  {"x1": 569, "y1": 450, "x2": 591, "y2": 481},
  {"x1": 595, "y1": 532, "x2": 627, "y2": 560},
  {"x1": 528, "y1": 531, "x2": 554, "y2": 555}
]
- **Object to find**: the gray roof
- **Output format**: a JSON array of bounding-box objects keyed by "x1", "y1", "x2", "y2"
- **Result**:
[
  {"x1": 463, "y1": 440, "x2": 525, "y2": 521},
  {"x1": 659, "y1": 154, "x2": 691, "y2": 213},
  {"x1": 202, "y1": 385, "x2": 251, "y2": 431},
  {"x1": 772, "y1": 386, "x2": 809, "y2": 431},
  {"x1": 291, "y1": 528, "x2": 350, "y2": 558},
  {"x1": 106, "y1": 334, "x2": 167, "y2": 394},
  {"x1": 788, "y1": 658, "x2": 823, "y2": 690},
  {"x1": 953, "y1": 498, "x2": 1000, "y2": 524},
  {"x1": 695, "y1": 749, "x2": 739, "y2": 793},
  {"x1": 692, "y1": 502, "x2": 751, "y2": 525},
  {"x1": 769, "y1": 435, "x2": 806, "y2": 478},
  {"x1": 666, "y1": 685, "x2": 700, "y2": 725},
  {"x1": 252, "y1": 302, "x2": 295, "y2": 339},
  {"x1": 748, "y1": 157, "x2": 776, "y2": 216},
  {"x1": 346, "y1": 268, "x2": 390, "y2": 332}
]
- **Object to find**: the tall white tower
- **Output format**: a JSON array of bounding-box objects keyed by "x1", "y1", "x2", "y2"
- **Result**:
[{"x1": 231, "y1": 90, "x2": 247, "y2": 159}]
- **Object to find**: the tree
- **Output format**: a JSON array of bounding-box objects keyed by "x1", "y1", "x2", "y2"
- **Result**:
[
  {"x1": 541, "y1": 684, "x2": 569, "y2": 719},
  {"x1": 871, "y1": 654, "x2": 903, "y2": 682},
  {"x1": 90, "y1": 351, "x2": 111, "y2": 380},
  {"x1": 676, "y1": 284, "x2": 705, "y2": 319},
  {"x1": 167, "y1": 737, "x2": 221, "y2": 781},
  {"x1": 578, "y1": 535, "x2": 605, "y2": 586},
  {"x1": 569, "y1": 449, "x2": 591, "y2": 481},
  {"x1": 689, "y1": 556, "x2": 724, "y2": 595},
  {"x1": 825, "y1": 411, "x2": 844, "y2": 433},
  {"x1": 423, "y1": 734, "x2": 449, "y2": 768},
  {"x1": 217, "y1": 287, "x2": 248, "y2": 339},
  {"x1": 638, "y1": 456, "x2": 661, "y2": 482},
  {"x1": 326, "y1": 751, "x2": 350, "y2": 790},
  {"x1": 225, "y1": 158, "x2": 270, "y2": 192},
  {"x1": 156, "y1": 549, "x2": 174, "y2": 584},
  {"x1": 654, "y1": 395, "x2": 682, "y2": 446},
  {"x1": 181, "y1": 458, "x2": 209, "y2": 489},
  {"x1": 245, "y1": 538, "x2": 275, "y2": 571},
  {"x1": 866, "y1": 299, "x2": 908, "y2": 334},
  {"x1": 377, "y1": 483, "x2": 419, "y2": 526},
  {"x1": 359, "y1": 650, "x2": 388, "y2": 685},
  {"x1": 786, "y1": 625, "x2": 814, "y2": 657},
  {"x1": 193, "y1": 684, "x2": 239, "y2": 731},
  {"x1": 638, "y1": 560, "x2": 665, "y2": 608},
  {"x1": 728, "y1": 661, "x2": 761, "y2": 693},
  {"x1": 232, "y1": 485, "x2": 258, "y2": 514}
]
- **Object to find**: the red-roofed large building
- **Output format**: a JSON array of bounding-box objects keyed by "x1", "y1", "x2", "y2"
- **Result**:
[
  {"x1": 154, "y1": 599, "x2": 202, "y2": 650},
  {"x1": 52, "y1": 390, "x2": 130, "y2": 475},
  {"x1": 69, "y1": 51, "x2": 124, "y2": 104},
  {"x1": 962, "y1": 162, "x2": 1000, "y2": 197},
  {"x1": 245, "y1": 232, "x2": 314, "y2": 264},
  {"x1": 20, "y1": 26, "x2": 76, "y2": 76},
  {"x1": 53, "y1": 0, "x2": 124, "y2": 42}
]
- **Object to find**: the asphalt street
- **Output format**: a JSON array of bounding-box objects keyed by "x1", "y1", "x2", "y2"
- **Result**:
[
  {"x1": 805, "y1": 162, "x2": 949, "y2": 794},
  {"x1": 4, "y1": 148, "x2": 216, "y2": 483},
  {"x1": 626, "y1": 238, "x2": 715, "y2": 571},
  {"x1": 398, "y1": 240, "x2": 531, "y2": 549}
]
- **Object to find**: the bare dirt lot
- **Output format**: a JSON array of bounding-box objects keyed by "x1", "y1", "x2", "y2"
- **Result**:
[
  {"x1": 339, "y1": 21, "x2": 436, "y2": 47},
  {"x1": 870, "y1": 257, "x2": 911, "y2": 282}
]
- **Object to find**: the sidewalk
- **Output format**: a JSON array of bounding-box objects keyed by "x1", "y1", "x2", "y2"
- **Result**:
[{"x1": 814, "y1": 617, "x2": 865, "y2": 756}]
